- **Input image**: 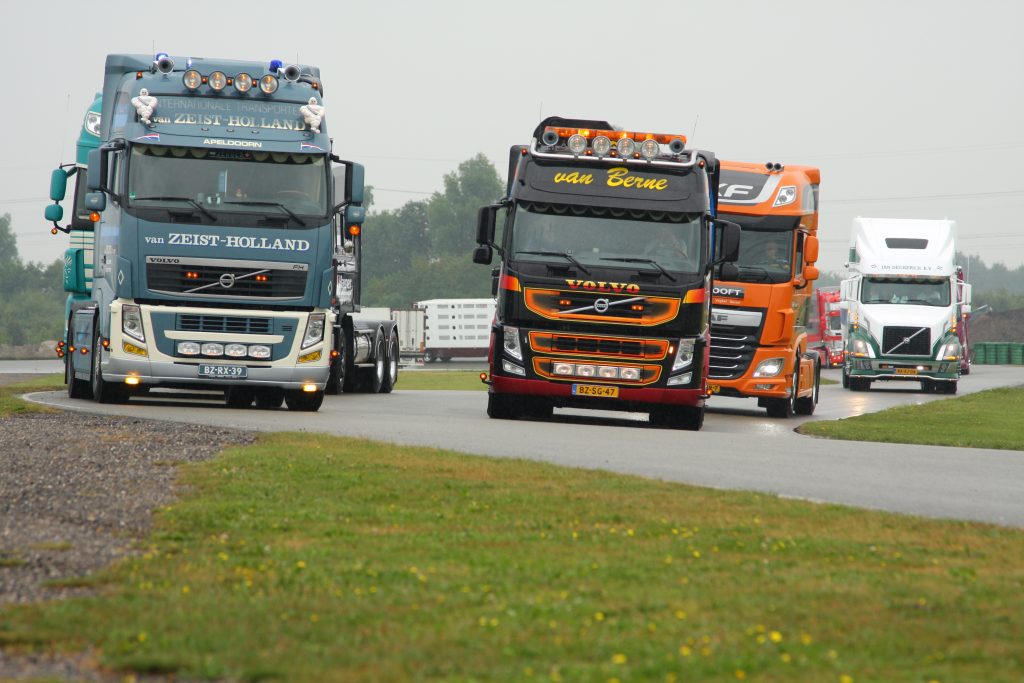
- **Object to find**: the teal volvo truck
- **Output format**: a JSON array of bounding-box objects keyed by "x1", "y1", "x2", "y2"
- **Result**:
[{"x1": 45, "y1": 53, "x2": 398, "y2": 411}]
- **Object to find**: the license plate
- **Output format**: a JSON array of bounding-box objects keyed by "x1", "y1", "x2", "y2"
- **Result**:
[
  {"x1": 572, "y1": 384, "x2": 619, "y2": 398},
  {"x1": 895, "y1": 368, "x2": 918, "y2": 375},
  {"x1": 198, "y1": 364, "x2": 248, "y2": 379},
  {"x1": 708, "y1": 383, "x2": 721, "y2": 394}
]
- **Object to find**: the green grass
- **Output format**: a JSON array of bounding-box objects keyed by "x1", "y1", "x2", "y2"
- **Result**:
[
  {"x1": 397, "y1": 369, "x2": 488, "y2": 391},
  {"x1": 799, "y1": 386, "x2": 1024, "y2": 450},
  {"x1": 0, "y1": 374, "x2": 64, "y2": 415},
  {"x1": 2, "y1": 433, "x2": 1023, "y2": 682}
]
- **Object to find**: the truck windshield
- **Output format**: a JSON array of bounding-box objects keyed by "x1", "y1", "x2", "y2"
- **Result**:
[
  {"x1": 730, "y1": 230, "x2": 793, "y2": 283},
  {"x1": 861, "y1": 278, "x2": 950, "y2": 306},
  {"x1": 127, "y1": 145, "x2": 328, "y2": 220},
  {"x1": 510, "y1": 202, "x2": 701, "y2": 274}
]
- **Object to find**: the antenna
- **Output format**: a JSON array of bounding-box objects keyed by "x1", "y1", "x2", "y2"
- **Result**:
[{"x1": 691, "y1": 114, "x2": 700, "y2": 143}]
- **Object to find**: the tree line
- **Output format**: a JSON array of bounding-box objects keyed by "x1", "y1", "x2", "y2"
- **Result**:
[{"x1": 0, "y1": 214, "x2": 65, "y2": 346}]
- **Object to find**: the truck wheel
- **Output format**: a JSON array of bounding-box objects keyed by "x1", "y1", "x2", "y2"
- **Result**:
[
  {"x1": 523, "y1": 399, "x2": 553, "y2": 420},
  {"x1": 920, "y1": 379, "x2": 935, "y2": 393},
  {"x1": 650, "y1": 405, "x2": 704, "y2": 430},
  {"x1": 841, "y1": 364, "x2": 849, "y2": 389},
  {"x1": 325, "y1": 358, "x2": 343, "y2": 395},
  {"x1": 285, "y1": 390, "x2": 324, "y2": 412},
  {"x1": 850, "y1": 377, "x2": 871, "y2": 392},
  {"x1": 380, "y1": 329, "x2": 399, "y2": 394},
  {"x1": 794, "y1": 360, "x2": 820, "y2": 416},
  {"x1": 255, "y1": 389, "x2": 285, "y2": 409},
  {"x1": 942, "y1": 381, "x2": 958, "y2": 395},
  {"x1": 92, "y1": 326, "x2": 127, "y2": 404},
  {"x1": 66, "y1": 348, "x2": 90, "y2": 399},
  {"x1": 363, "y1": 330, "x2": 386, "y2": 393},
  {"x1": 423, "y1": 350, "x2": 434, "y2": 363},
  {"x1": 765, "y1": 365, "x2": 798, "y2": 418},
  {"x1": 225, "y1": 387, "x2": 255, "y2": 408},
  {"x1": 487, "y1": 393, "x2": 520, "y2": 419}
]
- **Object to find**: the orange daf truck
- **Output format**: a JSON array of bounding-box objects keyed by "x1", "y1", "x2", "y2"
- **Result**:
[{"x1": 708, "y1": 161, "x2": 821, "y2": 417}]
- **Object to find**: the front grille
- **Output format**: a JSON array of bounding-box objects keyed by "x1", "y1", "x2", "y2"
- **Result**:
[
  {"x1": 147, "y1": 260, "x2": 306, "y2": 299},
  {"x1": 529, "y1": 331, "x2": 669, "y2": 360},
  {"x1": 709, "y1": 322, "x2": 761, "y2": 379},
  {"x1": 882, "y1": 326, "x2": 931, "y2": 356},
  {"x1": 178, "y1": 314, "x2": 272, "y2": 334}
]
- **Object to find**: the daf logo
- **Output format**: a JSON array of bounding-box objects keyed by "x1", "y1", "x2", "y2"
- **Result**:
[
  {"x1": 594, "y1": 298, "x2": 610, "y2": 313},
  {"x1": 219, "y1": 273, "x2": 236, "y2": 288}
]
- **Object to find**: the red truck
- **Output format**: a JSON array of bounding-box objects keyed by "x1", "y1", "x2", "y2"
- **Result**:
[{"x1": 808, "y1": 286, "x2": 844, "y2": 368}]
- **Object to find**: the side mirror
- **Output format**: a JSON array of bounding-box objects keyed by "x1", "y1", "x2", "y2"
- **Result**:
[
  {"x1": 345, "y1": 205, "x2": 365, "y2": 225},
  {"x1": 85, "y1": 192, "x2": 106, "y2": 212},
  {"x1": 714, "y1": 219, "x2": 741, "y2": 263},
  {"x1": 87, "y1": 148, "x2": 104, "y2": 191},
  {"x1": 346, "y1": 162, "x2": 365, "y2": 205},
  {"x1": 718, "y1": 263, "x2": 740, "y2": 281},
  {"x1": 476, "y1": 205, "x2": 498, "y2": 246},
  {"x1": 961, "y1": 304, "x2": 972, "y2": 315},
  {"x1": 803, "y1": 265, "x2": 820, "y2": 282},
  {"x1": 473, "y1": 245, "x2": 493, "y2": 265},
  {"x1": 50, "y1": 168, "x2": 69, "y2": 201},
  {"x1": 804, "y1": 235, "x2": 819, "y2": 264},
  {"x1": 44, "y1": 204, "x2": 64, "y2": 222}
]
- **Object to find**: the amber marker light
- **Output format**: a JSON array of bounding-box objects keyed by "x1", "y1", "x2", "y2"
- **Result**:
[
  {"x1": 51, "y1": 227, "x2": 59, "y2": 235},
  {"x1": 89, "y1": 212, "x2": 101, "y2": 223},
  {"x1": 479, "y1": 372, "x2": 488, "y2": 382},
  {"x1": 330, "y1": 349, "x2": 340, "y2": 359},
  {"x1": 102, "y1": 338, "x2": 110, "y2": 348},
  {"x1": 348, "y1": 225, "x2": 361, "y2": 236},
  {"x1": 80, "y1": 347, "x2": 88, "y2": 354}
]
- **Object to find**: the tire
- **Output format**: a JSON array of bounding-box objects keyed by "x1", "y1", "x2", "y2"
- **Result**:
[
  {"x1": 943, "y1": 381, "x2": 958, "y2": 395},
  {"x1": 225, "y1": 387, "x2": 255, "y2": 408},
  {"x1": 423, "y1": 350, "x2": 434, "y2": 363},
  {"x1": 380, "y1": 330, "x2": 399, "y2": 394},
  {"x1": 92, "y1": 325, "x2": 127, "y2": 404},
  {"x1": 650, "y1": 405, "x2": 704, "y2": 431},
  {"x1": 920, "y1": 378, "x2": 935, "y2": 393},
  {"x1": 522, "y1": 399, "x2": 553, "y2": 420},
  {"x1": 841, "y1": 364, "x2": 849, "y2": 389},
  {"x1": 325, "y1": 357, "x2": 343, "y2": 395},
  {"x1": 66, "y1": 345, "x2": 90, "y2": 399},
  {"x1": 255, "y1": 389, "x2": 285, "y2": 409},
  {"x1": 794, "y1": 360, "x2": 819, "y2": 416},
  {"x1": 285, "y1": 390, "x2": 324, "y2": 412},
  {"x1": 487, "y1": 392, "x2": 520, "y2": 419},
  {"x1": 850, "y1": 377, "x2": 871, "y2": 392},
  {"x1": 765, "y1": 362, "x2": 798, "y2": 418},
  {"x1": 355, "y1": 330, "x2": 386, "y2": 393}
]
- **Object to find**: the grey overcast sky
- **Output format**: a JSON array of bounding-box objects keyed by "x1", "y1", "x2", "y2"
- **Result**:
[{"x1": 2, "y1": 0, "x2": 1022, "y2": 275}]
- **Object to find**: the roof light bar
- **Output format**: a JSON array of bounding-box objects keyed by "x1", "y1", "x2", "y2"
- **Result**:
[{"x1": 543, "y1": 126, "x2": 686, "y2": 146}]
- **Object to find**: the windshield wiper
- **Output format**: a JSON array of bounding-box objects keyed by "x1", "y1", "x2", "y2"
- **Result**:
[
  {"x1": 132, "y1": 195, "x2": 216, "y2": 222},
  {"x1": 600, "y1": 257, "x2": 676, "y2": 282},
  {"x1": 517, "y1": 250, "x2": 591, "y2": 275},
  {"x1": 223, "y1": 200, "x2": 306, "y2": 226}
]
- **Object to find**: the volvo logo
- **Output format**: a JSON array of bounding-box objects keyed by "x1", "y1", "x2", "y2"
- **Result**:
[
  {"x1": 219, "y1": 273, "x2": 236, "y2": 288},
  {"x1": 594, "y1": 298, "x2": 610, "y2": 313}
]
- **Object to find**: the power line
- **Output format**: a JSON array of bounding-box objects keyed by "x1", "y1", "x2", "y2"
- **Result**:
[{"x1": 371, "y1": 187, "x2": 434, "y2": 195}]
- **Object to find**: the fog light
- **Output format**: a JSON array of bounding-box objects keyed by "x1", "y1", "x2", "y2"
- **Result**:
[
  {"x1": 598, "y1": 366, "x2": 618, "y2": 379},
  {"x1": 124, "y1": 376, "x2": 141, "y2": 386},
  {"x1": 553, "y1": 362, "x2": 574, "y2": 376},
  {"x1": 249, "y1": 345, "x2": 271, "y2": 359},
  {"x1": 620, "y1": 367, "x2": 641, "y2": 381},
  {"x1": 201, "y1": 343, "x2": 224, "y2": 357},
  {"x1": 177, "y1": 341, "x2": 201, "y2": 356},
  {"x1": 502, "y1": 360, "x2": 526, "y2": 376},
  {"x1": 225, "y1": 343, "x2": 247, "y2": 358},
  {"x1": 667, "y1": 373, "x2": 691, "y2": 386},
  {"x1": 302, "y1": 383, "x2": 318, "y2": 393},
  {"x1": 575, "y1": 364, "x2": 596, "y2": 377},
  {"x1": 755, "y1": 383, "x2": 775, "y2": 391}
]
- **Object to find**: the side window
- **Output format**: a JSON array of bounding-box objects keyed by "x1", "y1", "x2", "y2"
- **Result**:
[
  {"x1": 496, "y1": 205, "x2": 510, "y2": 251},
  {"x1": 108, "y1": 151, "x2": 123, "y2": 205}
]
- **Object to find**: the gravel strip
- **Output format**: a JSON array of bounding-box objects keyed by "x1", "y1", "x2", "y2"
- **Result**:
[{"x1": 0, "y1": 377, "x2": 255, "y2": 681}]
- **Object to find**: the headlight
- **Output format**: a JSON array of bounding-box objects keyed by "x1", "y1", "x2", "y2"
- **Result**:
[
  {"x1": 177, "y1": 341, "x2": 200, "y2": 356},
  {"x1": 937, "y1": 340, "x2": 961, "y2": 360},
  {"x1": 616, "y1": 138, "x2": 636, "y2": 157},
  {"x1": 202, "y1": 343, "x2": 224, "y2": 357},
  {"x1": 567, "y1": 134, "x2": 587, "y2": 156},
  {"x1": 672, "y1": 339, "x2": 696, "y2": 371},
  {"x1": 208, "y1": 71, "x2": 228, "y2": 92},
  {"x1": 773, "y1": 186, "x2": 797, "y2": 207},
  {"x1": 753, "y1": 357, "x2": 785, "y2": 378},
  {"x1": 592, "y1": 135, "x2": 611, "y2": 157},
  {"x1": 85, "y1": 111, "x2": 101, "y2": 137},
  {"x1": 249, "y1": 345, "x2": 271, "y2": 359},
  {"x1": 302, "y1": 313, "x2": 325, "y2": 349},
  {"x1": 225, "y1": 343, "x2": 248, "y2": 358},
  {"x1": 234, "y1": 73, "x2": 253, "y2": 93},
  {"x1": 851, "y1": 338, "x2": 873, "y2": 358},
  {"x1": 182, "y1": 70, "x2": 202, "y2": 90},
  {"x1": 640, "y1": 139, "x2": 659, "y2": 160},
  {"x1": 122, "y1": 304, "x2": 146, "y2": 343},
  {"x1": 259, "y1": 74, "x2": 279, "y2": 94},
  {"x1": 503, "y1": 326, "x2": 522, "y2": 361}
]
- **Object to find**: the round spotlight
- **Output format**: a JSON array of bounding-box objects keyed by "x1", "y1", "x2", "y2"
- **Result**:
[
  {"x1": 765, "y1": 162, "x2": 774, "y2": 171},
  {"x1": 668, "y1": 138, "x2": 685, "y2": 154},
  {"x1": 155, "y1": 55, "x2": 175, "y2": 74},
  {"x1": 282, "y1": 64, "x2": 301, "y2": 82},
  {"x1": 259, "y1": 74, "x2": 279, "y2": 94},
  {"x1": 640, "y1": 138, "x2": 660, "y2": 160},
  {"x1": 567, "y1": 134, "x2": 588, "y2": 156},
  {"x1": 234, "y1": 73, "x2": 253, "y2": 93},
  {"x1": 182, "y1": 69, "x2": 202, "y2": 90},
  {"x1": 541, "y1": 130, "x2": 559, "y2": 146},
  {"x1": 616, "y1": 138, "x2": 636, "y2": 157},
  {"x1": 208, "y1": 71, "x2": 227, "y2": 92},
  {"x1": 592, "y1": 135, "x2": 611, "y2": 157},
  {"x1": 774, "y1": 162, "x2": 785, "y2": 171}
]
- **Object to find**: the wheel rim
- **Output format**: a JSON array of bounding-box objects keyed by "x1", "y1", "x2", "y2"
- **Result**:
[
  {"x1": 375, "y1": 337, "x2": 385, "y2": 383},
  {"x1": 388, "y1": 337, "x2": 398, "y2": 384}
]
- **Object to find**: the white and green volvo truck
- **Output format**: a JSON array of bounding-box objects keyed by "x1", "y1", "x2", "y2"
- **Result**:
[{"x1": 840, "y1": 217, "x2": 971, "y2": 393}]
